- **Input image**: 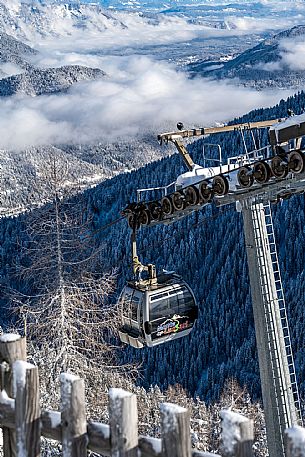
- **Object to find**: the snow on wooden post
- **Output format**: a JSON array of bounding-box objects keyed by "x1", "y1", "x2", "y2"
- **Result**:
[
  {"x1": 160, "y1": 402, "x2": 192, "y2": 457},
  {"x1": 13, "y1": 361, "x2": 40, "y2": 457},
  {"x1": 0, "y1": 333, "x2": 27, "y2": 457},
  {"x1": 220, "y1": 409, "x2": 254, "y2": 457},
  {"x1": 60, "y1": 373, "x2": 88, "y2": 457},
  {"x1": 285, "y1": 426, "x2": 305, "y2": 457},
  {"x1": 0, "y1": 390, "x2": 15, "y2": 428},
  {"x1": 109, "y1": 388, "x2": 138, "y2": 457}
]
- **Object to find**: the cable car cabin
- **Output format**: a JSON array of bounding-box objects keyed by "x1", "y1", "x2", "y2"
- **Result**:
[{"x1": 118, "y1": 273, "x2": 198, "y2": 348}]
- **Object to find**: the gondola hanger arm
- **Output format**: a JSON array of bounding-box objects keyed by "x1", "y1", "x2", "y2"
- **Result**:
[{"x1": 131, "y1": 230, "x2": 157, "y2": 284}]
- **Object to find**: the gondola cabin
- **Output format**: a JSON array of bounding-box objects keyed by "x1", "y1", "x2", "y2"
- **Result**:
[{"x1": 118, "y1": 273, "x2": 198, "y2": 348}]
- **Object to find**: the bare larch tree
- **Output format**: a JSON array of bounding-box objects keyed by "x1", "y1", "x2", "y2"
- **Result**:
[{"x1": 10, "y1": 152, "x2": 127, "y2": 407}]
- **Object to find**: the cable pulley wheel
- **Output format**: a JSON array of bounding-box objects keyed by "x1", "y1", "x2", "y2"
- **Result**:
[
  {"x1": 212, "y1": 175, "x2": 229, "y2": 196},
  {"x1": 288, "y1": 150, "x2": 305, "y2": 174},
  {"x1": 271, "y1": 156, "x2": 288, "y2": 178},
  {"x1": 237, "y1": 166, "x2": 254, "y2": 188},
  {"x1": 253, "y1": 161, "x2": 271, "y2": 184},
  {"x1": 139, "y1": 208, "x2": 151, "y2": 226},
  {"x1": 172, "y1": 191, "x2": 186, "y2": 211},
  {"x1": 161, "y1": 196, "x2": 174, "y2": 215},
  {"x1": 127, "y1": 213, "x2": 140, "y2": 230},
  {"x1": 148, "y1": 201, "x2": 162, "y2": 221},
  {"x1": 199, "y1": 181, "x2": 213, "y2": 203},
  {"x1": 184, "y1": 185, "x2": 200, "y2": 206}
]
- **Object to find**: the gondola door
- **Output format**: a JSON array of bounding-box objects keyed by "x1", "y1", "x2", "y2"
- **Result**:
[
  {"x1": 145, "y1": 290, "x2": 173, "y2": 346},
  {"x1": 120, "y1": 287, "x2": 144, "y2": 348},
  {"x1": 128, "y1": 289, "x2": 142, "y2": 332}
]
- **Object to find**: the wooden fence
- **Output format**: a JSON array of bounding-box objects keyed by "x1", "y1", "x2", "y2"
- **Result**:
[{"x1": 0, "y1": 334, "x2": 304, "y2": 457}]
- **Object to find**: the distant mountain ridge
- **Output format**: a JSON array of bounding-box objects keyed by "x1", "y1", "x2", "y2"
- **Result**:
[
  {"x1": 188, "y1": 25, "x2": 305, "y2": 89},
  {"x1": 0, "y1": 65, "x2": 106, "y2": 96},
  {"x1": 0, "y1": 26, "x2": 167, "y2": 211}
]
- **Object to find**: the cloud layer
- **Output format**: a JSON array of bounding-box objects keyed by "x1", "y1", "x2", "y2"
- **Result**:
[
  {"x1": 1, "y1": 1, "x2": 303, "y2": 151},
  {"x1": 0, "y1": 56, "x2": 293, "y2": 150}
]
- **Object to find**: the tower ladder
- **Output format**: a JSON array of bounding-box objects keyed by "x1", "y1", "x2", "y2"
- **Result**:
[{"x1": 262, "y1": 202, "x2": 302, "y2": 423}]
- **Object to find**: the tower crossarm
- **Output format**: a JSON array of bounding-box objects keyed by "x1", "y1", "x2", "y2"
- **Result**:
[{"x1": 158, "y1": 119, "x2": 282, "y2": 145}]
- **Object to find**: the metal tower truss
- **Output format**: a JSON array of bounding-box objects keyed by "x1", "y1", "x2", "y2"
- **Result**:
[{"x1": 242, "y1": 200, "x2": 302, "y2": 457}]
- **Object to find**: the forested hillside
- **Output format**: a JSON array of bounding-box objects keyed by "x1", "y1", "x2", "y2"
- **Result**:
[
  {"x1": 188, "y1": 25, "x2": 305, "y2": 89},
  {"x1": 0, "y1": 65, "x2": 106, "y2": 97},
  {"x1": 1, "y1": 90, "x2": 305, "y2": 405}
]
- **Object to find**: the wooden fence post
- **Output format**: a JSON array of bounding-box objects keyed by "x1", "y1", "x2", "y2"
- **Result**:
[
  {"x1": 13, "y1": 360, "x2": 40, "y2": 457},
  {"x1": 220, "y1": 409, "x2": 254, "y2": 457},
  {"x1": 109, "y1": 388, "x2": 138, "y2": 457},
  {"x1": 160, "y1": 402, "x2": 192, "y2": 457},
  {"x1": 60, "y1": 373, "x2": 88, "y2": 457},
  {"x1": 0, "y1": 333, "x2": 27, "y2": 457},
  {"x1": 285, "y1": 426, "x2": 305, "y2": 457}
]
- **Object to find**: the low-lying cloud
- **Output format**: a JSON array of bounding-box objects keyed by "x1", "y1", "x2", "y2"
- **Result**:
[
  {"x1": 259, "y1": 36, "x2": 305, "y2": 71},
  {"x1": 278, "y1": 37, "x2": 305, "y2": 70},
  {"x1": 32, "y1": 14, "x2": 210, "y2": 52},
  {"x1": 0, "y1": 56, "x2": 292, "y2": 151},
  {"x1": 223, "y1": 15, "x2": 304, "y2": 34}
]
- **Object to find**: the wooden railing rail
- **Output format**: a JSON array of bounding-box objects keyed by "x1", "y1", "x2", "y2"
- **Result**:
[{"x1": 0, "y1": 334, "x2": 304, "y2": 457}]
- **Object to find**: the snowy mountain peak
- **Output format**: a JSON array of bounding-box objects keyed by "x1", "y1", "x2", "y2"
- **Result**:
[{"x1": 0, "y1": 0, "x2": 126, "y2": 42}]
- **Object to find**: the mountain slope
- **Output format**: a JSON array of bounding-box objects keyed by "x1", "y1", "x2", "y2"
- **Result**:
[
  {"x1": 0, "y1": 30, "x2": 36, "y2": 60},
  {"x1": 0, "y1": 145, "x2": 108, "y2": 216},
  {"x1": 218, "y1": 25, "x2": 305, "y2": 72},
  {"x1": 0, "y1": 65, "x2": 106, "y2": 96},
  {"x1": 188, "y1": 25, "x2": 305, "y2": 89},
  {"x1": 0, "y1": 135, "x2": 166, "y2": 216},
  {"x1": 0, "y1": 31, "x2": 37, "y2": 77}
]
